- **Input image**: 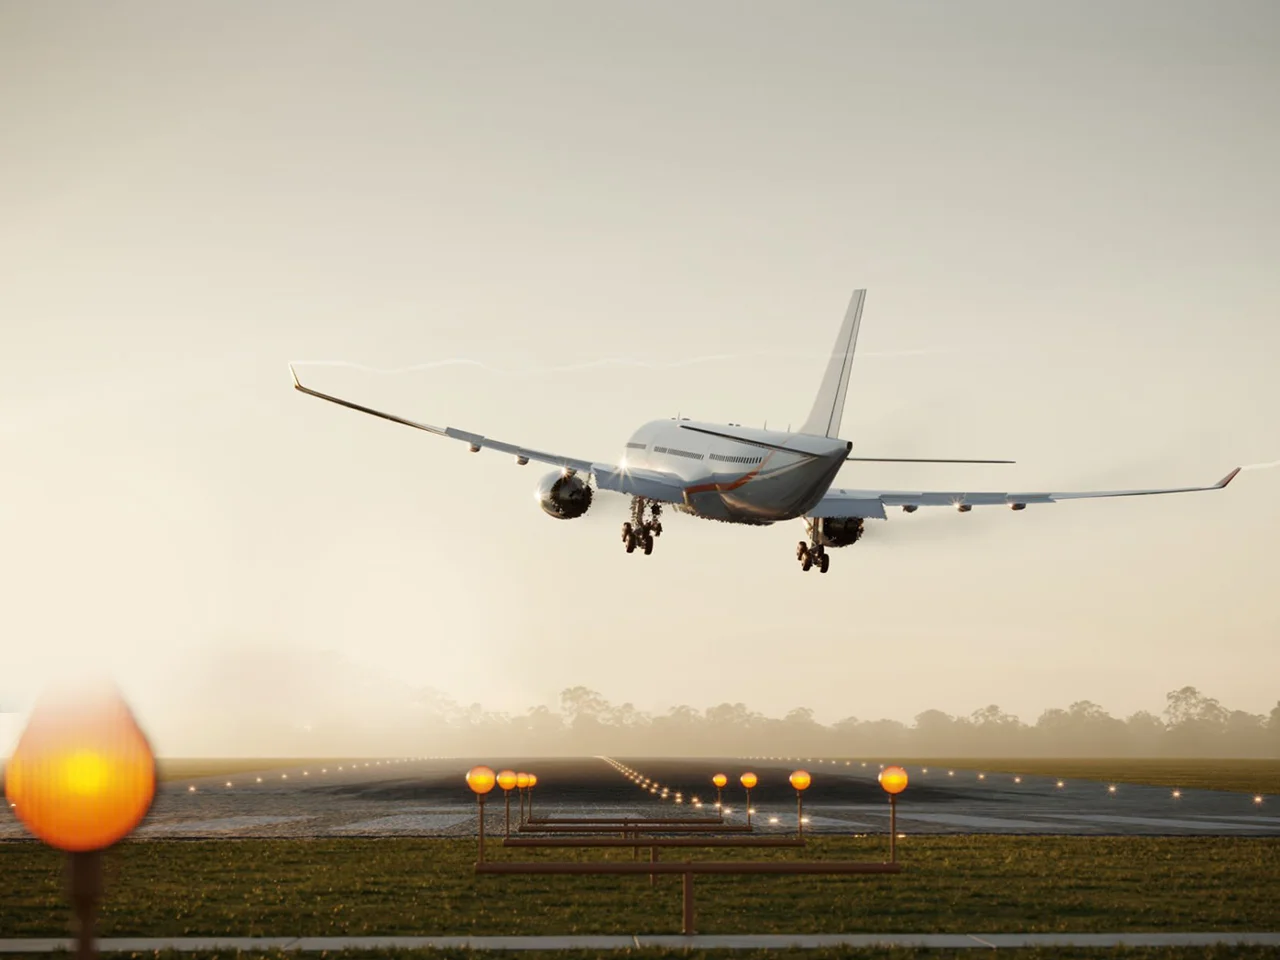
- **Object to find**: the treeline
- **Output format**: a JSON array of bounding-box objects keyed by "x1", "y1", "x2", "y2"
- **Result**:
[{"x1": 236, "y1": 684, "x2": 1280, "y2": 759}]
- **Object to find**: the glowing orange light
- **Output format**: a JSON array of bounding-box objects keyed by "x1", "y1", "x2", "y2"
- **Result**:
[
  {"x1": 465, "y1": 766, "x2": 496, "y2": 795},
  {"x1": 740, "y1": 772, "x2": 758, "y2": 789},
  {"x1": 3, "y1": 681, "x2": 156, "y2": 852},
  {"x1": 496, "y1": 769, "x2": 517, "y2": 791},
  {"x1": 515, "y1": 772, "x2": 530, "y2": 789},
  {"x1": 878, "y1": 765, "x2": 909, "y2": 795},
  {"x1": 528, "y1": 774, "x2": 538, "y2": 788},
  {"x1": 712, "y1": 773, "x2": 727, "y2": 788},
  {"x1": 790, "y1": 770, "x2": 812, "y2": 791}
]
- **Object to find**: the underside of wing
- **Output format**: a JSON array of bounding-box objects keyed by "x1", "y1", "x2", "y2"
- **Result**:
[{"x1": 808, "y1": 467, "x2": 1242, "y2": 518}]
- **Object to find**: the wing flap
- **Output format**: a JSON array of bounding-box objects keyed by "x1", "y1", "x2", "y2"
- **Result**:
[{"x1": 811, "y1": 468, "x2": 1240, "y2": 517}]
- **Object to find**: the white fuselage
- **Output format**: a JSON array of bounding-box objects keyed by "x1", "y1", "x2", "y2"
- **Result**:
[{"x1": 621, "y1": 419, "x2": 850, "y2": 523}]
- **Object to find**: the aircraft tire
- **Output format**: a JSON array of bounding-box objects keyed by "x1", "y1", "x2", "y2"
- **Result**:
[
  {"x1": 625, "y1": 532, "x2": 636, "y2": 553},
  {"x1": 820, "y1": 554, "x2": 830, "y2": 574}
]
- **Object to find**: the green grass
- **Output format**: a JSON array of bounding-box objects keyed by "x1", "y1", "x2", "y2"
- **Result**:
[
  {"x1": 1, "y1": 837, "x2": 1277, "y2": 938},
  {"x1": 876, "y1": 759, "x2": 1280, "y2": 796}
]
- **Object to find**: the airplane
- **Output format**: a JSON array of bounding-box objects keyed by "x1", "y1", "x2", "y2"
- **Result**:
[{"x1": 290, "y1": 288, "x2": 1240, "y2": 573}]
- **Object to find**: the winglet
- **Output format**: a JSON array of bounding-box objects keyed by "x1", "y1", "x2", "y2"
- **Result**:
[{"x1": 1217, "y1": 466, "x2": 1242, "y2": 488}]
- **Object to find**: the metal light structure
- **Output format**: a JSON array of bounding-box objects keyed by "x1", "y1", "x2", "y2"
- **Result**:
[
  {"x1": 516, "y1": 771, "x2": 530, "y2": 823},
  {"x1": 4, "y1": 680, "x2": 158, "y2": 960},
  {"x1": 466, "y1": 765, "x2": 497, "y2": 862},
  {"x1": 740, "y1": 772, "x2": 757, "y2": 826},
  {"x1": 496, "y1": 769, "x2": 517, "y2": 837},
  {"x1": 878, "y1": 765, "x2": 908, "y2": 862},
  {"x1": 528, "y1": 773, "x2": 538, "y2": 820},
  {"x1": 712, "y1": 773, "x2": 727, "y2": 809},
  {"x1": 789, "y1": 770, "x2": 811, "y2": 838}
]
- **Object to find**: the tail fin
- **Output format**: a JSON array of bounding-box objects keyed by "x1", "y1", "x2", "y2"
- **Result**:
[{"x1": 798, "y1": 288, "x2": 865, "y2": 438}]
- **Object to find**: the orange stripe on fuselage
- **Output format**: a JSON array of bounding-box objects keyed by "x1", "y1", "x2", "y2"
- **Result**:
[{"x1": 682, "y1": 451, "x2": 777, "y2": 498}]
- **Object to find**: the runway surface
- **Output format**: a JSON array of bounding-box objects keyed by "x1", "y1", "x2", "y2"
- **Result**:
[{"x1": 2, "y1": 756, "x2": 1276, "y2": 839}]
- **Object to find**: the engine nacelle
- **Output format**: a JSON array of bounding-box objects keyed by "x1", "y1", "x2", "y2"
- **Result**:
[
  {"x1": 536, "y1": 471, "x2": 594, "y2": 520},
  {"x1": 817, "y1": 516, "x2": 865, "y2": 547}
]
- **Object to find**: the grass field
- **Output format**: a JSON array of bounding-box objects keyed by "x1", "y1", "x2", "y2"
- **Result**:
[
  {"x1": 874, "y1": 759, "x2": 1280, "y2": 796},
  {"x1": 1, "y1": 837, "x2": 1277, "y2": 938},
  {"x1": 51, "y1": 949, "x2": 1280, "y2": 960}
]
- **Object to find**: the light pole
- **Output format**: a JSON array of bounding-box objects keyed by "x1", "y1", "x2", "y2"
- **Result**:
[
  {"x1": 516, "y1": 772, "x2": 530, "y2": 823},
  {"x1": 466, "y1": 766, "x2": 497, "y2": 863},
  {"x1": 877, "y1": 765, "x2": 909, "y2": 863},
  {"x1": 740, "y1": 772, "x2": 757, "y2": 827},
  {"x1": 496, "y1": 770, "x2": 517, "y2": 837},
  {"x1": 527, "y1": 773, "x2": 538, "y2": 820},
  {"x1": 4, "y1": 680, "x2": 158, "y2": 960},
  {"x1": 712, "y1": 773, "x2": 727, "y2": 811},
  {"x1": 789, "y1": 769, "x2": 811, "y2": 838}
]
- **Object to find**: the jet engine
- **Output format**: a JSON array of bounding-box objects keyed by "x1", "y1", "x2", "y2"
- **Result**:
[
  {"x1": 815, "y1": 516, "x2": 865, "y2": 547},
  {"x1": 536, "y1": 471, "x2": 594, "y2": 519}
]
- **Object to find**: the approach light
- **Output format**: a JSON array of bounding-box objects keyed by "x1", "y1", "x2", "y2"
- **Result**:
[
  {"x1": 712, "y1": 774, "x2": 727, "y2": 788},
  {"x1": 516, "y1": 772, "x2": 530, "y2": 789},
  {"x1": 789, "y1": 770, "x2": 812, "y2": 791},
  {"x1": 1057, "y1": 780, "x2": 1065, "y2": 789},
  {"x1": 1172, "y1": 790, "x2": 1182, "y2": 799},
  {"x1": 1255, "y1": 795, "x2": 1264, "y2": 805},
  {"x1": 1013, "y1": 776, "x2": 1021, "y2": 784},
  {"x1": 1108, "y1": 785, "x2": 1117, "y2": 794},
  {"x1": 188, "y1": 785, "x2": 195, "y2": 793},
  {"x1": 528, "y1": 773, "x2": 538, "y2": 789},
  {"x1": 878, "y1": 766, "x2": 909, "y2": 795},
  {"x1": 740, "y1": 772, "x2": 758, "y2": 789},
  {"x1": 256, "y1": 777, "x2": 262, "y2": 783},
  {"x1": 466, "y1": 766, "x2": 496, "y2": 795},
  {"x1": 497, "y1": 770, "x2": 517, "y2": 791},
  {"x1": 3, "y1": 681, "x2": 157, "y2": 853}
]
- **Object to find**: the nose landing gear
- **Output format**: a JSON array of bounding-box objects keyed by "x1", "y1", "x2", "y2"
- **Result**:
[{"x1": 622, "y1": 498, "x2": 663, "y2": 556}]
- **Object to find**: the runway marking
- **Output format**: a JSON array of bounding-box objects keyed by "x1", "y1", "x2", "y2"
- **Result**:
[
  {"x1": 136, "y1": 816, "x2": 314, "y2": 834},
  {"x1": 893, "y1": 813, "x2": 1071, "y2": 829},
  {"x1": 330, "y1": 813, "x2": 471, "y2": 832}
]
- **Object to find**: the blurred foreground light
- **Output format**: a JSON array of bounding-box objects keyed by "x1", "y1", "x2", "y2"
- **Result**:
[
  {"x1": 3, "y1": 679, "x2": 157, "y2": 852},
  {"x1": 769, "y1": 816, "x2": 779, "y2": 824},
  {"x1": 466, "y1": 766, "x2": 496, "y2": 795},
  {"x1": 188, "y1": 786, "x2": 196, "y2": 793},
  {"x1": 1014, "y1": 777, "x2": 1022, "y2": 784},
  {"x1": 497, "y1": 770, "x2": 517, "y2": 791},
  {"x1": 256, "y1": 777, "x2": 262, "y2": 783},
  {"x1": 878, "y1": 766, "x2": 908, "y2": 795},
  {"x1": 789, "y1": 770, "x2": 811, "y2": 791},
  {"x1": 516, "y1": 773, "x2": 530, "y2": 789},
  {"x1": 1056, "y1": 780, "x2": 1065, "y2": 788},
  {"x1": 712, "y1": 773, "x2": 727, "y2": 788},
  {"x1": 740, "y1": 772, "x2": 758, "y2": 789},
  {"x1": 528, "y1": 774, "x2": 538, "y2": 788}
]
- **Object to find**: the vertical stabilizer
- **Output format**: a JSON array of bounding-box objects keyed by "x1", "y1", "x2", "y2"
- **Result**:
[{"x1": 798, "y1": 288, "x2": 865, "y2": 438}]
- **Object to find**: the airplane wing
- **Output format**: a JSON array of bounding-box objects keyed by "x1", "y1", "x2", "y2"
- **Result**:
[
  {"x1": 807, "y1": 467, "x2": 1242, "y2": 519},
  {"x1": 290, "y1": 366, "x2": 688, "y2": 503}
]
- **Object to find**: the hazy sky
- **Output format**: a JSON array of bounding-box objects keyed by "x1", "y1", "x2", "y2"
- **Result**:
[{"x1": 3, "y1": 1, "x2": 1278, "y2": 754}]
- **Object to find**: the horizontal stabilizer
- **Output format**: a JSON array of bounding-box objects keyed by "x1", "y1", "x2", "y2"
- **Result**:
[{"x1": 847, "y1": 456, "x2": 1015, "y2": 464}]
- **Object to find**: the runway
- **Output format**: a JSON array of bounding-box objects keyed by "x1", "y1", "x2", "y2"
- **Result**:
[{"x1": 2, "y1": 756, "x2": 1275, "y2": 840}]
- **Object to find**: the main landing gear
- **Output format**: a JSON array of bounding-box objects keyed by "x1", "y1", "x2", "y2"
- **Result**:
[
  {"x1": 796, "y1": 539, "x2": 830, "y2": 574},
  {"x1": 622, "y1": 497, "x2": 663, "y2": 556}
]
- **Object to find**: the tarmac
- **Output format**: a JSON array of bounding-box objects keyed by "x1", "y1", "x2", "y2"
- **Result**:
[{"x1": 1, "y1": 754, "x2": 1275, "y2": 839}]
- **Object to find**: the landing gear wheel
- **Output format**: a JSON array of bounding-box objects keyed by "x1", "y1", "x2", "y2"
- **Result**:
[
  {"x1": 801, "y1": 554, "x2": 812, "y2": 571},
  {"x1": 621, "y1": 522, "x2": 633, "y2": 542},
  {"x1": 819, "y1": 553, "x2": 830, "y2": 574},
  {"x1": 643, "y1": 536, "x2": 653, "y2": 556},
  {"x1": 796, "y1": 541, "x2": 809, "y2": 561},
  {"x1": 652, "y1": 522, "x2": 663, "y2": 537},
  {"x1": 624, "y1": 532, "x2": 636, "y2": 553}
]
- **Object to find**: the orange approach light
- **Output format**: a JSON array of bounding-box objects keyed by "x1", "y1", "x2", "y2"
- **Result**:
[
  {"x1": 4, "y1": 682, "x2": 157, "y2": 852},
  {"x1": 879, "y1": 765, "x2": 909, "y2": 795},
  {"x1": 496, "y1": 769, "x2": 517, "y2": 791},
  {"x1": 528, "y1": 773, "x2": 538, "y2": 788},
  {"x1": 740, "y1": 772, "x2": 758, "y2": 789},
  {"x1": 790, "y1": 770, "x2": 812, "y2": 791},
  {"x1": 515, "y1": 772, "x2": 530, "y2": 789},
  {"x1": 466, "y1": 765, "x2": 496, "y2": 795},
  {"x1": 712, "y1": 773, "x2": 727, "y2": 788}
]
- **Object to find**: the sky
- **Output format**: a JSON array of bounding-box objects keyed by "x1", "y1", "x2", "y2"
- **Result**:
[{"x1": 2, "y1": 1, "x2": 1278, "y2": 754}]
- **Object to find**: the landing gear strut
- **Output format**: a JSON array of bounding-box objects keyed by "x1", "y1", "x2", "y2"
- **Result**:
[
  {"x1": 622, "y1": 498, "x2": 663, "y2": 556},
  {"x1": 795, "y1": 517, "x2": 861, "y2": 574}
]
